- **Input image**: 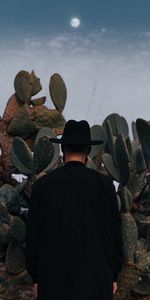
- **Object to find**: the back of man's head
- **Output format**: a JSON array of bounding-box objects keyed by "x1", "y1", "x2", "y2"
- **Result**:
[{"x1": 61, "y1": 144, "x2": 91, "y2": 155}]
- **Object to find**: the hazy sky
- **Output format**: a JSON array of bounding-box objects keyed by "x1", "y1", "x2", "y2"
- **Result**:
[{"x1": 1, "y1": 0, "x2": 150, "y2": 130}]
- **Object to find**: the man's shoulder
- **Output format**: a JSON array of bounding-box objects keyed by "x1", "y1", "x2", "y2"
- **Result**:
[
  {"x1": 87, "y1": 167, "x2": 111, "y2": 181},
  {"x1": 85, "y1": 167, "x2": 114, "y2": 188},
  {"x1": 33, "y1": 166, "x2": 64, "y2": 187}
]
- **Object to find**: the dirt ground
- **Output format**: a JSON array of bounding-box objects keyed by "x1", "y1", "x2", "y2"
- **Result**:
[{"x1": 0, "y1": 263, "x2": 150, "y2": 300}]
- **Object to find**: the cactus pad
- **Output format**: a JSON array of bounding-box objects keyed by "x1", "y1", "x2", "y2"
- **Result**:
[
  {"x1": 115, "y1": 134, "x2": 130, "y2": 186},
  {"x1": 14, "y1": 70, "x2": 42, "y2": 103},
  {"x1": 6, "y1": 241, "x2": 26, "y2": 275},
  {"x1": 12, "y1": 137, "x2": 33, "y2": 175},
  {"x1": 10, "y1": 216, "x2": 26, "y2": 242},
  {"x1": 89, "y1": 125, "x2": 105, "y2": 159},
  {"x1": 33, "y1": 136, "x2": 54, "y2": 174},
  {"x1": 7, "y1": 104, "x2": 37, "y2": 137},
  {"x1": 136, "y1": 118, "x2": 150, "y2": 168},
  {"x1": 121, "y1": 212, "x2": 138, "y2": 263},
  {"x1": 102, "y1": 153, "x2": 119, "y2": 181},
  {"x1": 35, "y1": 127, "x2": 60, "y2": 172},
  {"x1": 49, "y1": 73, "x2": 67, "y2": 113}
]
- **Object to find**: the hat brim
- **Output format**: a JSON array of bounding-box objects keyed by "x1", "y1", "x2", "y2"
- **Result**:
[{"x1": 49, "y1": 138, "x2": 104, "y2": 145}]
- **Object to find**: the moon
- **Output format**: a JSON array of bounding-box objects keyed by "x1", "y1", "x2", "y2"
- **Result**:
[{"x1": 70, "y1": 17, "x2": 80, "y2": 28}]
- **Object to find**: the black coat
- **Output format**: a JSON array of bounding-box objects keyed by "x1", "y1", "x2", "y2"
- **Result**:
[{"x1": 26, "y1": 161, "x2": 123, "y2": 300}]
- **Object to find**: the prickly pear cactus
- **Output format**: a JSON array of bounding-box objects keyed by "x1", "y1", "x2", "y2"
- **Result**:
[
  {"x1": 49, "y1": 73, "x2": 67, "y2": 113},
  {"x1": 102, "y1": 153, "x2": 119, "y2": 181},
  {"x1": 89, "y1": 124, "x2": 105, "y2": 159},
  {"x1": 104, "y1": 119, "x2": 116, "y2": 162},
  {"x1": 12, "y1": 137, "x2": 33, "y2": 176},
  {"x1": 14, "y1": 70, "x2": 42, "y2": 103},
  {"x1": 6, "y1": 241, "x2": 26, "y2": 275},
  {"x1": 121, "y1": 212, "x2": 138, "y2": 263},
  {"x1": 12, "y1": 127, "x2": 60, "y2": 177},
  {"x1": 7, "y1": 104, "x2": 37, "y2": 137},
  {"x1": 2, "y1": 94, "x2": 23, "y2": 123},
  {"x1": 31, "y1": 96, "x2": 46, "y2": 106},
  {"x1": 102, "y1": 134, "x2": 130, "y2": 185},
  {"x1": 136, "y1": 118, "x2": 150, "y2": 168},
  {"x1": 32, "y1": 106, "x2": 66, "y2": 130},
  {"x1": 115, "y1": 134, "x2": 130, "y2": 186},
  {"x1": 33, "y1": 136, "x2": 54, "y2": 174},
  {"x1": 132, "y1": 140, "x2": 147, "y2": 173},
  {"x1": 10, "y1": 216, "x2": 26, "y2": 243},
  {"x1": 35, "y1": 127, "x2": 60, "y2": 172},
  {"x1": 103, "y1": 113, "x2": 129, "y2": 139}
]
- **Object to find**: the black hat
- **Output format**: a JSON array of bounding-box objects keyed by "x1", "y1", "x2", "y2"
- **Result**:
[{"x1": 50, "y1": 120, "x2": 104, "y2": 145}]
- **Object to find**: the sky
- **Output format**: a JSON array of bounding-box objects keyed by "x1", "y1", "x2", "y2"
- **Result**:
[{"x1": 1, "y1": 0, "x2": 150, "y2": 132}]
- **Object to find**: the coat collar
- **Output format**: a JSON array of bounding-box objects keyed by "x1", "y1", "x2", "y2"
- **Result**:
[{"x1": 64, "y1": 161, "x2": 85, "y2": 167}]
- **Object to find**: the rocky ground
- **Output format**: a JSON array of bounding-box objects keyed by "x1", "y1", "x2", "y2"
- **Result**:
[
  {"x1": 0, "y1": 263, "x2": 34, "y2": 300},
  {"x1": 0, "y1": 263, "x2": 150, "y2": 300}
]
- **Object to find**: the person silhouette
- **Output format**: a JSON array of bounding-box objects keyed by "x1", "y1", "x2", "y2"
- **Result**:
[{"x1": 26, "y1": 119, "x2": 123, "y2": 300}]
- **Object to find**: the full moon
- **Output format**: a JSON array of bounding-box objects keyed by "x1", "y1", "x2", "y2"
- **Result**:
[{"x1": 70, "y1": 17, "x2": 80, "y2": 28}]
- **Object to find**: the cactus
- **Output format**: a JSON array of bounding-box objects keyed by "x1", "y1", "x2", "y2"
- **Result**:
[
  {"x1": 89, "y1": 125, "x2": 105, "y2": 159},
  {"x1": 14, "y1": 70, "x2": 42, "y2": 103},
  {"x1": 132, "y1": 140, "x2": 147, "y2": 173},
  {"x1": 7, "y1": 104, "x2": 37, "y2": 137},
  {"x1": 12, "y1": 127, "x2": 60, "y2": 176},
  {"x1": 118, "y1": 185, "x2": 139, "y2": 266},
  {"x1": 30, "y1": 70, "x2": 42, "y2": 96},
  {"x1": 103, "y1": 113, "x2": 129, "y2": 139},
  {"x1": 121, "y1": 212, "x2": 138, "y2": 263},
  {"x1": 12, "y1": 137, "x2": 33, "y2": 176},
  {"x1": 0, "y1": 222, "x2": 11, "y2": 245},
  {"x1": 136, "y1": 118, "x2": 150, "y2": 168},
  {"x1": 132, "y1": 121, "x2": 139, "y2": 141},
  {"x1": 102, "y1": 134, "x2": 130, "y2": 185},
  {"x1": 104, "y1": 120, "x2": 116, "y2": 163},
  {"x1": 33, "y1": 136, "x2": 54, "y2": 174},
  {"x1": 1, "y1": 68, "x2": 150, "y2": 298},
  {"x1": 102, "y1": 153, "x2": 119, "y2": 181},
  {"x1": 6, "y1": 241, "x2": 26, "y2": 275},
  {"x1": 32, "y1": 106, "x2": 66, "y2": 130},
  {"x1": 126, "y1": 137, "x2": 132, "y2": 162},
  {"x1": 0, "y1": 203, "x2": 10, "y2": 224},
  {"x1": 0, "y1": 184, "x2": 18, "y2": 206},
  {"x1": 2, "y1": 94, "x2": 23, "y2": 123},
  {"x1": 119, "y1": 186, "x2": 132, "y2": 213},
  {"x1": 10, "y1": 216, "x2": 26, "y2": 243},
  {"x1": 30, "y1": 96, "x2": 46, "y2": 106},
  {"x1": 86, "y1": 159, "x2": 97, "y2": 170},
  {"x1": 115, "y1": 134, "x2": 130, "y2": 186},
  {"x1": 0, "y1": 203, "x2": 11, "y2": 245},
  {"x1": 0, "y1": 71, "x2": 67, "y2": 179},
  {"x1": 49, "y1": 73, "x2": 67, "y2": 113},
  {"x1": 35, "y1": 127, "x2": 60, "y2": 172}
]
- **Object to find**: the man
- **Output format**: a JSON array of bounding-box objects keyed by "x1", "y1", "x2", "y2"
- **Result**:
[{"x1": 26, "y1": 120, "x2": 123, "y2": 300}]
